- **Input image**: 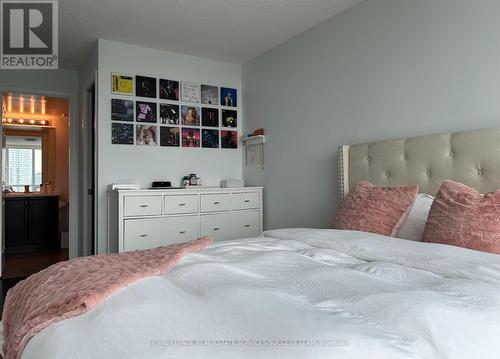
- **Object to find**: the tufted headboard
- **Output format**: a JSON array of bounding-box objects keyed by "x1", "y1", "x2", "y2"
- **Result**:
[{"x1": 338, "y1": 128, "x2": 500, "y2": 199}]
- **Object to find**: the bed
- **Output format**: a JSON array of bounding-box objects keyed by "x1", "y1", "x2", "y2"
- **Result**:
[{"x1": 8, "y1": 127, "x2": 500, "y2": 359}]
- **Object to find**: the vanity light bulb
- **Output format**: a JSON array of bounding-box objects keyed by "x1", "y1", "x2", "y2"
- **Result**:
[
  {"x1": 30, "y1": 120, "x2": 35, "y2": 124},
  {"x1": 19, "y1": 119, "x2": 24, "y2": 124}
]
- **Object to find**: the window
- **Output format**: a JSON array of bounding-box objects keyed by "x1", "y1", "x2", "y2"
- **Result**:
[{"x1": 5, "y1": 136, "x2": 43, "y2": 192}]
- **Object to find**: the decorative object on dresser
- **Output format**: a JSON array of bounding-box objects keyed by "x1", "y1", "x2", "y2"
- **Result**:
[
  {"x1": 5, "y1": 194, "x2": 60, "y2": 254},
  {"x1": 107, "y1": 187, "x2": 263, "y2": 253}
]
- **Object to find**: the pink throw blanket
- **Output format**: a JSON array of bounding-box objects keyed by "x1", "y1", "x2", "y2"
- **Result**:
[{"x1": 2, "y1": 237, "x2": 212, "y2": 359}]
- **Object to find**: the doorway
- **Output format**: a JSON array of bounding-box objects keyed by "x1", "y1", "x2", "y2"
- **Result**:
[{"x1": 1, "y1": 93, "x2": 70, "y2": 283}]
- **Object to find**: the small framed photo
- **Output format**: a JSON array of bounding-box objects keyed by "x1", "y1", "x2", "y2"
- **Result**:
[
  {"x1": 202, "y1": 129, "x2": 219, "y2": 148},
  {"x1": 182, "y1": 128, "x2": 200, "y2": 147},
  {"x1": 221, "y1": 109, "x2": 237, "y2": 128},
  {"x1": 136, "y1": 101, "x2": 157, "y2": 123},
  {"x1": 181, "y1": 81, "x2": 200, "y2": 103},
  {"x1": 160, "y1": 103, "x2": 179, "y2": 125},
  {"x1": 112, "y1": 99, "x2": 134, "y2": 122},
  {"x1": 201, "y1": 85, "x2": 219, "y2": 105},
  {"x1": 111, "y1": 123, "x2": 134, "y2": 144},
  {"x1": 202, "y1": 108, "x2": 219, "y2": 127},
  {"x1": 181, "y1": 105, "x2": 200, "y2": 126},
  {"x1": 159, "y1": 79, "x2": 179, "y2": 101},
  {"x1": 220, "y1": 87, "x2": 237, "y2": 107},
  {"x1": 136, "y1": 75, "x2": 157, "y2": 98},
  {"x1": 160, "y1": 127, "x2": 180, "y2": 147},
  {"x1": 112, "y1": 73, "x2": 134, "y2": 95},
  {"x1": 221, "y1": 130, "x2": 238, "y2": 149},
  {"x1": 136, "y1": 125, "x2": 158, "y2": 146}
]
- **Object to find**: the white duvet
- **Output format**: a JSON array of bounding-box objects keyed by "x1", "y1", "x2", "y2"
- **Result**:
[{"x1": 20, "y1": 229, "x2": 500, "y2": 359}]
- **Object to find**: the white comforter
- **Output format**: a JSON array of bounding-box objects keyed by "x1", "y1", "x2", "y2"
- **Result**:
[{"x1": 20, "y1": 229, "x2": 500, "y2": 359}]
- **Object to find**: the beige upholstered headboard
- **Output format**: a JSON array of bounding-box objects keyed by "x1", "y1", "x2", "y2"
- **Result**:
[{"x1": 338, "y1": 128, "x2": 500, "y2": 199}]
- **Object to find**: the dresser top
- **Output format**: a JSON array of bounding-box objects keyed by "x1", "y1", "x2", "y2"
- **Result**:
[{"x1": 110, "y1": 186, "x2": 263, "y2": 195}]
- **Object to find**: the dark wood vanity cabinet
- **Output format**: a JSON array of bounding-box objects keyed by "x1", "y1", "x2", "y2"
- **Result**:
[{"x1": 5, "y1": 195, "x2": 60, "y2": 254}]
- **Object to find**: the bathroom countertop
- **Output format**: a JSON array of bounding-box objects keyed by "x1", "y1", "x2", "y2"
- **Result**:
[{"x1": 4, "y1": 192, "x2": 59, "y2": 198}]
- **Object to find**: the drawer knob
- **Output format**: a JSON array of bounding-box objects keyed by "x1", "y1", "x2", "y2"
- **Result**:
[
  {"x1": 179, "y1": 230, "x2": 187, "y2": 234},
  {"x1": 244, "y1": 224, "x2": 251, "y2": 227},
  {"x1": 244, "y1": 199, "x2": 251, "y2": 203},
  {"x1": 140, "y1": 204, "x2": 148, "y2": 208},
  {"x1": 213, "y1": 201, "x2": 220, "y2": 205},
  {"x1": 140, "y1": 234, "x2": 148, "y2": 238},
  {"x1": 213, "y1": 227, "x2": 220, "y2": 231},
  {"x1": 178, "y1": 203, "x2": 186, "y2": 206}
]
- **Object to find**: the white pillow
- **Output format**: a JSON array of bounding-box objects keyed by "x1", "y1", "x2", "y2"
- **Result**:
[{"x1": 396, "y1": 193, "x2": 434, "y2": 241}]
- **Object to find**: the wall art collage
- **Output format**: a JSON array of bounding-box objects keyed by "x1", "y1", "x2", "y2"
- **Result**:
[{"x1": 111, "y1": 73, "x2": 238, "y2": 149}]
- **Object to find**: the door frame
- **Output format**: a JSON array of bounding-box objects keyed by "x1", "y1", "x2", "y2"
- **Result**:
[
  {"x1": 81, "y1": 72, "x2": 97, "y2": 256},
  {"x1": 0, "y1": 86, "x2": 79, "y2": 259}
]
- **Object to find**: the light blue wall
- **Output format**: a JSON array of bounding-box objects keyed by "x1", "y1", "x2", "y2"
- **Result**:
[{"x1": 242, "y1": 0, "x2": 500, "y2": 230}]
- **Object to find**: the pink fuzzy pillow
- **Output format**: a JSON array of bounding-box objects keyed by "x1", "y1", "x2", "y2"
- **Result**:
[
  {"x1": 334, "y1": 181, "x2": 418, "y2": 237},
  {"x1": 422, "y1": 180, "x2": 500, "y2": 254}
]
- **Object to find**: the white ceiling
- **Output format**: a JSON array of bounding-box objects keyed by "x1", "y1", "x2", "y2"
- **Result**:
[{"x1": 59, "y1": 0, "x2": 362, "y2": 69}]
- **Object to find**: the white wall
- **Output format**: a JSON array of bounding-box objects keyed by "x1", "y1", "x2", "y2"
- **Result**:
[
  {"x1": 243, "y1": 0, "x2": 500, "y2": 230},
  {"x1": 96, "y1": 39, "x2": 242, "y2": 253}
]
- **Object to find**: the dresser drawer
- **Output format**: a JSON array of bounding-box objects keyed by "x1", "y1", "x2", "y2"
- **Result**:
[
  {"x1": 123, "y1": 196, "x2": 162, "y2": 217},
  {"x1": 200, "y1": 213, "x2": 234, "y2": 241},
  {"x1": 123, "y1": 216, "x2": 198, "y2": 251},
  {"x1": 165, "y1": 195, "x2": 198, "y2": 214},
  {"x1": 231, "y1": 211, "x2": 260, "y2": 238},
  {"x1": 231, "y1": 192, "x2": 260, "y2": 210},
  {"x1": 200, "y1": 193, "x2": 230, "y2": 212}
]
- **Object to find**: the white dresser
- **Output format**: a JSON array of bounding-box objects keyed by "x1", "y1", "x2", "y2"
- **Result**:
[{"x1": 108, "y1": 187, "x2": 263, "y2": 253}]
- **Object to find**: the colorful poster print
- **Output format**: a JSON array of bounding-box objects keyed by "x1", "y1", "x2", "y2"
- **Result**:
[
  {"x1": 136, "y1": 75, "x2": 157, "y2": 98},
  {"x1": 136, "y1": 101, "x2": 157, "y2": 123},
  {"x1": 202, "y1": 129, "x2": 219, "y2": 148},
  {"x1": 160, "y1": 103, "x2": 179, "y2": 125},
  {"x1": 160, "y1": 127, "x2": 180, "y2": 147},
  {"x1": 221, "y1": 109, "x2": 237, "y2": 127},
  {"x1": 111, "y1": 123, "x2": 134, "y2": 144},
  {"x1": 220, "y1": 87, "x2": 237, "y2": 107},
  {"x1": 181, "y1": 82, "x2": 200, "y2": 103},
  {"x1": 182, "y1": 128, "x2": 200, "y2": 147},
  {"x1": 111, "y1": 99, "x2": 134, "y2": 122},
  {"x1": 159, "y1": 79, "x2": 179, "y2": 101},
  {"x1": 136, "y1": 125, "x2": 158, "y2": 146},
  {"x1": 202, "y1": 107, "x2": 219, "y2": 127},
  {"x1": 112, "y1": 73, "x2": 133, "y2": 95},
  {"x1": 221, "y1": 130, "x2": 238, "y2": 149},
  {"x1": 181, "y1": 105, "x2": 200, "y2": 126},
  {"x1": 201, "y1": 85, "x2": 219, "y2": 105}
]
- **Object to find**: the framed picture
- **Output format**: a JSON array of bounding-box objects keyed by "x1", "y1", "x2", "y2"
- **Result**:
[
  {"x1": 136, "y1": 75, "x2": 157, "y2": 98},
  {"x1": 111, "y1": 123, "x2": 134, "y2": 144},
  {"x1": 220, "y1": 87, "x2": 237, "y2": 107},
  {"x1": 111, "y1": 99, "x2": 134, "y2": 122},
  {"x1": 182, "y1": 128, "x2": 200, "y2": 147},
  {"x1": 181, "y1": 82, "x2": 200, "y2": 103},
  {"x1": 221, "y1": 109, "x2": 237, "y2": 128},
  {"x1": 111, "y1": 73, "x2": 134, "y2": 95},
  {"x1": 159, "y1": 79, "x2": 179, "y2": 101},
  {"x1": 136, "y1": 101, "x2": 157, "y2": 123},
  {"x1": 201, "y1": 85, "x2": 219, "y2": 105},
  {"x1": 181, "y1": 105, "x2": 200, "y2": 126},
  {"x1": 136, "y1": 125, "x2": 158, "y2": 146},
  {"x1": 221, "y1": 130, "x2": 238, "y2": 149},
  {"x1": 202, "y1": 129, "x2": 219, "y2": 148},
  {"x1": 160, "y1": 103, "x2": 179, "y2": 125},
  {"x1": 160, "y1": 127, "x2": 180, "y2": 147},
  {"x1": 202, "y1": 107, "x2": 219, "y2": 127}
]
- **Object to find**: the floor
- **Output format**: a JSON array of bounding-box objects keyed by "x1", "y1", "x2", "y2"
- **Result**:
[{"x1": 0, "y1": 249, "x2": 69, "y2": 316}]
